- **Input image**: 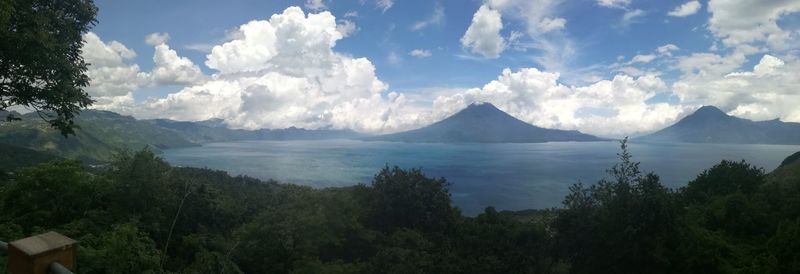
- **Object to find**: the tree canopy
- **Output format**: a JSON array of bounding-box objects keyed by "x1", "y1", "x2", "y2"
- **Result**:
[
  {"x1": 0, "y1": 0, "x2": 97, "y2": 136},
  {"x1": 1, "y1": 146, "x2": 800, "y2": 273}
]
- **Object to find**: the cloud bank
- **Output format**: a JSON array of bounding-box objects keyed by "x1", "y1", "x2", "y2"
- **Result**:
[{"x1": 79, "y1": 4, "x2": 800, "y2": 138}]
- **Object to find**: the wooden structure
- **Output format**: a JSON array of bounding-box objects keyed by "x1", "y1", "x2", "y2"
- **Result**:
[{"x1": 6, "y1": 232, "x2": 76, "y2": 274}]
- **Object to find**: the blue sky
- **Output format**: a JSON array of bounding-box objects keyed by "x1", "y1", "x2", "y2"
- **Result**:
[
  {"x1": 82, "y1": 0, "x2": 800, "y2": 137},
  {"x1": 92, "y1": 0, "x2": 711, "y2": 89}
]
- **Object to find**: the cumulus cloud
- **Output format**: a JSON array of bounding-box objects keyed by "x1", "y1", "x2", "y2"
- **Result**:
[
  {"x1": 138, "y1": 7, "x2": 427, "y2": 133},
  {"x1": 673, "y1": 53, "x2": 800, "y2": 122},
  {"x1": 81, "y1": 32, "x2": 148, "y2": 111},
  {"x1": 151, "y1": 43, "x2": 206, "y2": 85},
  {"x1": 461, "y1": 5, "x2": 506, "y2": 59},
  {"x1": 409, "y1": 49, "x2": 432, "y2": 58},
  {"x1": 82, "y1": 32, "x2": 207, "y2": 111},
  {"x1": 432, "y1": 67, "x2": 688, "y2": 136},
  {"x1": 708, "y1": 0, "x2": 800, "y2": 50},
  {"x1": 668, "y1": 1, "x2": 701, "y2": 17}
]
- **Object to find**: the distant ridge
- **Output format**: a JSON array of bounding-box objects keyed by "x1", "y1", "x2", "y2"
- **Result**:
[
  {"x1": 638, "y1": 106, "x2": 800, "y2": 145},
  {"x1": 364, "y1": 102, "x2": 603, "y2": 143},
  {"x1": 0, "y1": 110, "x2": 364, "y2": 162}
]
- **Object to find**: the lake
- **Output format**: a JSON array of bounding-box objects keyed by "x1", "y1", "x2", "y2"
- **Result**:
[{"x1": 162, "y1": 140, "x2": 800, "y2": 215}]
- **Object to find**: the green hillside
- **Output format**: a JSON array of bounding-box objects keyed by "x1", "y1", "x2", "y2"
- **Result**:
[
  {"x1": 0, "y1": 110, "x2": 365, "y2": 163},
  {"x1": 0, "y1": 143, "x2": 61, "y2": 172},
  {"x1": 0, "y1": 110, "x2": 195, "y2": 162}
]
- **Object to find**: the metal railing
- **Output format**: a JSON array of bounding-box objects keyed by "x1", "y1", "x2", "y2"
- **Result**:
[{"x1": 48, "y1": 262, "x2": 73, "y2": 274}]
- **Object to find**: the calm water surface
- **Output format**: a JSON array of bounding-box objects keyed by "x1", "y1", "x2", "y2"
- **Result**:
[{"x1": 162, "y1": 140, "x2": 799, "y2": 215}]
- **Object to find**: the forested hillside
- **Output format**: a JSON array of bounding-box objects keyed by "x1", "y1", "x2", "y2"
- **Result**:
[
  {"x1": 0, "y1": 111, "x2": 194, "y2": 162},
  {"x1": 0, "y1": 110, "x2": 365, "y2": 163},
  {"x1": 1, "y1": 141, "x2": 799, "y2": 273}
]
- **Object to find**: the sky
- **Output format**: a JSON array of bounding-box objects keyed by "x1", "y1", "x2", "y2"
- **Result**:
[{"x1": 82, "y1": 0, "x2": 800, "y2": 137}]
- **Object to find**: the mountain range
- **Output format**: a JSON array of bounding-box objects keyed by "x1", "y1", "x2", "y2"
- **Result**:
[
  {"x1": 4, "y1": 104, "x2": 800, "y2": 163},
  {"x1": 638, "y1": 106, "x2": 800, "y2": 145},
  {"x1": 365, "y1": 103, "x2": 603, "y2": 143},
  {"x1": 0, "y1": 110, "x2": 362, "y2": 162}
]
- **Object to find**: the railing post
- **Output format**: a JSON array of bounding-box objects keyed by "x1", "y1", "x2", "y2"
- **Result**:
[
  {"x1": 48, "y1": 262, "x2": 72, "y2": 274},
  {"x1": 6, "y1": 232, "x2": 76, "y2": 274}
]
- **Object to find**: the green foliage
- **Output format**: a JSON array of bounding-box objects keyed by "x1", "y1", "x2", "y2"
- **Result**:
[
  {"x1": 366, "y1": 166, "x2": 460, "y2": 234},
  {"x1": 183, "y1": 250, "x2": 243, "y2": 274},
  {"x1": 0, "y1": 160, "x2": 103, "y2": 232},
  {"x1": 555, "y1": 138, "x2": 681, "y2": 273},
  {"x1": 0, "y1": 0, "x2": 98, "y2": 135},
  {"x1": 766, "y1": 218, "x2": 800, "y2": 273},
  {"x1": 78, "y1": 223, "x2": 161, "y2": 274},
  {"x1": 454, "y1": 207, "x2": 559, "y2": 273},
  {"x1": 681, "y1": 160, "x2": 765, "y2": 204},
  {"x1": 2, "y1": 144, "x2": 800, "y2": 273}
]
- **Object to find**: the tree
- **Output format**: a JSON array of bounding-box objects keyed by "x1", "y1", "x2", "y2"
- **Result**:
[
  {"x1": 681, "y1": 160, "x2": 765, "y2": 204},
  {"x1": 366, "y1": 166, "x2": 460, "y2": 235},
  {"x1": 0, "y1": 0, "x2": 98, "y2": 136},
  {"x1": 0, "y1": 160, "x2": 101, "y2": 231},
  {"x1": 555, "y1": 137, "x2": 681, "y2": 273},
  {"x1": 78, "y1": 223, "x2": 162, "y2": 274}
]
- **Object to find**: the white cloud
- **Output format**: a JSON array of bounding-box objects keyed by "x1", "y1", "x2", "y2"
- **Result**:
[
  {"x1": 409, "y1": 49, "x2": 432, "y2": 58},
  {"x1": 485, "y1": 0, "x2": 566, "y2": 36},
  {"x1": 336, "y1": 19, "x2": 359, "y2": 37},
  {"x1": 656, "y1": 44, "x2": 679, "y2": 56},
  {"x1": 672, "y1": 53, "x2": 800, "y2": 122},
  {"x1": 412, "y1": 4, "x2": 445, "y2": 31},
  {"x1": 304, "y1": 0, "x2": 326, "y2": 12},
  {"x1": 479, "y1": 0, "x2": 585, "y2": 82},
  {"x1": 536, "y1": 17, "x2": 566, "y2": 33},
  {"x1": 621, "y1": 9, "x2": 645, "y2": 27},
  {"x1": 708, "y1": 0, "x2": 800, "y2": 50},
  {"x1": 344, "y1": 11, "x2": 358, "y2": 18},
  {"x1": 82, "y1": 32, "x2": 208, "y2": 111},
  {"x1": 205, "y1": 8, "x2": 343, "y2": 74},
  {"x1": 376, "y1": 0, "x2": 394, "y2": 13},
  {"x1": 668, "y1": 1, "x2": 701, "y2": 17},
  {"x1": 432, "y1": 67, "x2": 688, "y2": 136},
  {"x1": 151, "y1": 43, "x2": 206, "y2": 85},
  {"x1": 597, "y1": 0, "x2": 631, "y2": 9},
  {"x1": 137, "y1": 7, "x2": 427, "y2": 134},
  {"x1": 184, "y1": 43, "x2": 215, "y2": 53},
  {"x1": 461, "y1": 5, "x2": 506, "y2": 59},
  {"x1": 81, "y1": 32, "x2": 148, "y2": 111},
  {"x1": 145, "y1": 32, "x2": 170, "y2": 46},
  {"x1": 631, "y1": 54, "x2": 656, "y2": 63}
]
